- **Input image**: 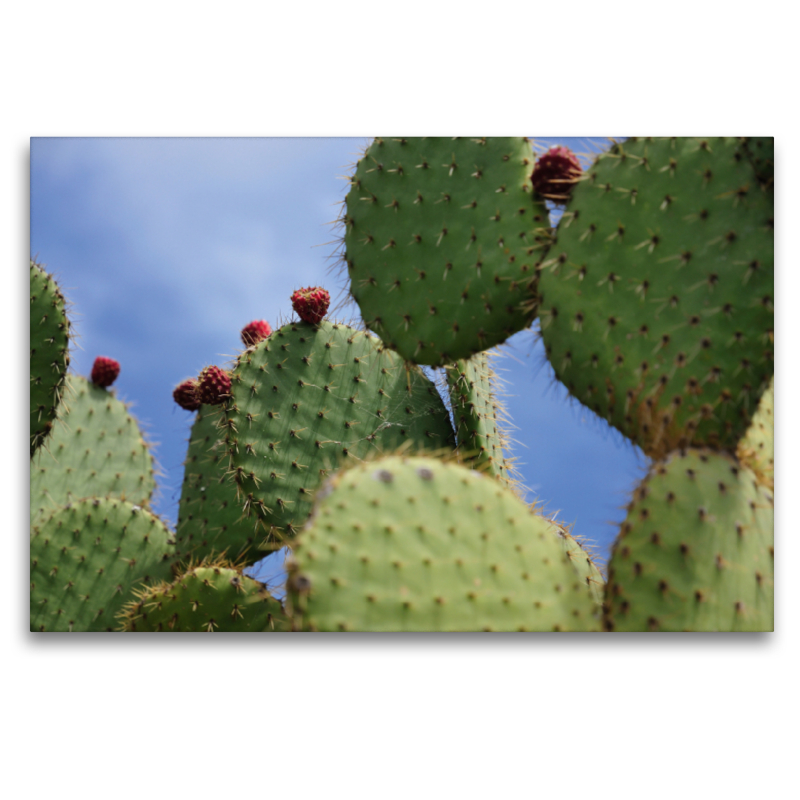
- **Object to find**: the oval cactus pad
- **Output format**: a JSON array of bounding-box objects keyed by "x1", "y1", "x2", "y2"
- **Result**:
[
  {"x1": 30, "y1": 497, "x2": 175, "y2": 632},
  {"x1": 287, "y1": 455, "x2": 603, "y2": 631},
  {"x1": 223, "y1": 321, "x2": 455, "y2": 542},
  {"x1": 344, "y1": 137, "x2": 551, "y2": 365},
  {"x1": 539, "y1": 137, "x2": 773, "y2": 457},
  {"x1": 604, "y1": 448, "x2": 773, "y2": 632},
  {"x1": 30, "y1": 375, "x2": 157, "y2": 528}
]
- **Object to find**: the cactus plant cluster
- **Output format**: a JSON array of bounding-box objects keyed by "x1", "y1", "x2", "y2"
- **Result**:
[{"x1": 29, "y1": 136, "x2": 773, "y2": 632}]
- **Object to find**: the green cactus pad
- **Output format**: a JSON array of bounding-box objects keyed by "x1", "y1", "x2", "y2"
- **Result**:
[
  {"x1": 538, "y1": 137, "x2": 773, "y2": 458},
  {"x1": 30, "y1": 375, "x2": 157, "y2": 528},
  {"x1": 343, "y1": 137, "x2": 551, "y2": 365},
  {"x1": 445, "y1": 351, "x2": 515, "y2": 485},
  {"x1": 176, "y1": 407, "x2": 265, "y2": 565},
  {"x1": 222, "y1": 321, "x2": 455, "y2": 543},
  {"x1": 604, "y1": 448, "x2": 773, "y2": 632},
  {"x1": 118, "y1": 561, "x2": 286, "y2": 632},
  {"x1": 30, "y1": 497, "x2": 176, "y2": 632},
  {"x1": 737, "y1": 377, "x2": 773, "y2": 490},
  {"x1": 30, "y1": 260, "x2": 71, "y2": 456},
  {"x1": 286, "y1": 455, "x2": 602, "y2": 631}
]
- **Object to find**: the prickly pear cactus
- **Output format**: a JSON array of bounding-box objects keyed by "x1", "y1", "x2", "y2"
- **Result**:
[
  {"x1": 603, "y1": 448, "x2": 773, "y2": 632},
  {"x1": 222, "y1": 320, "x2": 455, "y2": 544},
  {"x1": 343, "y1": 137, "x2": 551, "y2": 365},
  {"x1": 538, "y1": 137, "x2": 773, "y2": 458},
  {"x1": 30, "y1": 497, "x2": 176, "y2": 632},
  {"x1": 30, "y1": 375, "x2": 157, "y2": 528},
  {"x1": 286, "y1": 455, "x2": 603, "y2": 631},
  {"x1": 30, "y1": 259, "x2": 71, "y2": 456},
  {"x1": 118, "y1": 559, "x2": 286, "y2": 632},
  {"x1": 175, "y1": 407, "x2": 265, "y2": 565}
]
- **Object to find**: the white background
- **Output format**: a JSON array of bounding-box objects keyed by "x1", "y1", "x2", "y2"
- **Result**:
[{"x1": 7, "y1": 2, "x2": 795, "y2": 798}]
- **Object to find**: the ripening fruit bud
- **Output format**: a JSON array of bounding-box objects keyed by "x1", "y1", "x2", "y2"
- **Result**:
[
  {"x1": 530, "y1": 146, "x2": 582, "y2": 203},
  {"x1": 197, "y1": 366, "x2": 231, "y2": 405},
  {"x1": 173, "y1": 379, "x2": 201, "y2": 411},
  {"x1": 291, "y1": 286, "x2": 330, "y2": 325},
  {"x1": 91, "y1": 356, "x2": 120, "y2": 388},
  {"x1": 241, "y1": 319, "x2": 272, "y2": 347}
]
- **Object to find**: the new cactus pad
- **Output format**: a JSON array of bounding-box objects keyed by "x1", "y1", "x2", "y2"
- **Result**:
[
  {"x1": 604, "y1": 448, "x2": 773, "y2": 632},
  {"x1": 287, "y1": 455, "x2": 602, "y2": 631},
  {"x1": 30, "y1": 375, "x2": 157, "y2": 528},
  {"x1": 538, "y1": 137, "x2": 773, "y2": 457},
  {"x1": 445, "y1": 351, "x2": 515, "y2": 485},
  {"x1": 118, "y1": 560, "x2": 286, "y2": 632},
  {"x1": 30, "y1": 259, "x2": 71, "y2": 456},
  {"x1": 222, "y1": 320, "x2": 455, "y2": 543},
  {"x1": 176, "y1": 407, "x2": 265, "y2": 564},
  {"x1": 30, "y1": 497, "x2": 176, "y2": 632},
  {"x1": 343, "y1": 137, "x2": 551, "y2": 365}
]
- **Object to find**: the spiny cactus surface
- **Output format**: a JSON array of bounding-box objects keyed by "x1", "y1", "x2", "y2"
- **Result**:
[
  {"x1": 119, "y1": 561, "x2": 286, "y2": 632},
  {"x1": 445, "y1": 351, "x2": 515, "y2": 486},
  {"x1": 538, "y1": 137, "x2": 773, "y2": 458},
  {"x1": 223, "y1": 321, "x2": 456, "y2": 543},
  {"x1": 30, "y1": 259, "x2": 71, "y2": 457},
  {"x1": 604, "y1": 448, "x2": 773, "y2": 632},
  {"x1": 30, "y1": 497, "x2": 176, "y2": 632},
  {"x1": 30, "y1": 375, "x2": 157, "y2": 528},
  {"x1": 287, "y1": 455, "x2": 603, "y2": 631},
  {"x1": 344, "y1": 137, "x2": 551, "y2": 365},
  {"x1": 176, "y1": 407, "x2": 264, "y2": 565}
]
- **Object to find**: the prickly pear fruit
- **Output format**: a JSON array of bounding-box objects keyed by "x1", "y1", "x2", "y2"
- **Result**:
[
  {"x1": 173, "y1": 378, "x2": 201, "y2": 411},
  {"x1": 291, "y1": 286, "x2": 330, "y2": 325},
  {"x1": 531, "y1": 145, "x2": 582, "y2": 202},
  {"x1": 90, "y1": 356, "x2": 120, "y2": 388},
  {"x1": 241, "y1": 319, "x2": 272, "y2": 347},
  {"x1": 197, "y1": 366, "x2": 231, "y2": 405}
]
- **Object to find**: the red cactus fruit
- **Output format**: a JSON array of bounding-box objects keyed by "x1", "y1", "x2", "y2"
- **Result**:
[
  {"x1": 197, "y1": 366, "x2": 231, "y2": 405},
  {"x1": 241, "y1": 319, "x2": 272, "y2": 347},
  {"x1": 90, "y1": 356, "x2": 120, "y2": 388},
  {"x1": 173, "y1": 379, "x2": 201, "y2": 411},
  {"x1": 530, "y1": 146, "x2": 583, "y2": 202},
  {"x1": 291, "y1": 286, "x2": 330, "y2": 325}
]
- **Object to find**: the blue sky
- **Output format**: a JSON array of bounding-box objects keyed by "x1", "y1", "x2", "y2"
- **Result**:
[{"x1": 31, "y1": 136, "x2": 648, "y2": 586}]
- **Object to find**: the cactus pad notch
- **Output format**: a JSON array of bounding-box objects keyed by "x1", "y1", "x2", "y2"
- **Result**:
[
  {"x1": 538, "y1": 137, "x2": 773, "y2": 458},
  {"x1": 343, "y1": 137, "x2": 552, "y2": 365},
  {"x1": 286, "y1": 455, "x2": 603, "y2": 632},
  {"x1": 223, "y1": 320, "x2": 456, "y2": 543}
]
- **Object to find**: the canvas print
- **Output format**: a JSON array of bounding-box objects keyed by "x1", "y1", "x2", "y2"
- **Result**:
[{"x1": 30, "y1": 136, "x2": 774, "y2": 632}]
